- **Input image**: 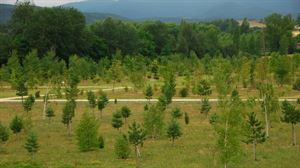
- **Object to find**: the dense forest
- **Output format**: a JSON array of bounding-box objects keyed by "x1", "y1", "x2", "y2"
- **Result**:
[{"x1": 0, "y1": 2, "x2": 299, "y2": 66}]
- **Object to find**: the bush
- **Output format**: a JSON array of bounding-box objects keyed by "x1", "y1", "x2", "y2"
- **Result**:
[
  {"x1": 124, "y1": 86, "x2": 129, "y2": 92},
  {"x1": 293, "y1": 78, "x2": 300, "y2": 91},
  {"x1": 34, "y1": 91, "x2": 40, "y2": 98},
  {"x1": 98, "y1": 135, "x2": 104, "y2": 149},
  {"x1": 171, "y1": 107, "x2": 183, "y2": 119},
  {"x1": 114, "y1": 135, "x2": 131, "y2": 159},
  {"x1": 144, "y1": 104, "x2": 149, "y2": 111},
  {"x1": 10, "y1": 116, "x2": 23, "y2": 134},
  {"x1": 297, "y1": 98, "x2": 300, "y2": 104},
  {"x1": 184, "y1": 112, "x2": 189, "y2": 125},
  {"x1": 179, "y1": 87, "x2": 188, "y2": 97}
]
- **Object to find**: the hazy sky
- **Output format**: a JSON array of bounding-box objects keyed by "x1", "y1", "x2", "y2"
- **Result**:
[{"x1": 1, "y1": 0, "x2": 85, "y2": 7}]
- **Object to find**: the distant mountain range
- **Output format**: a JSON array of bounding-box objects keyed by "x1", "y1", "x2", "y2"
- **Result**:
[
  {"x1": 1, "y1": 0, "x2": 299, "y2": 24},
  {"x1": 64, "y1": 0, "x2": 300, "y2": 20},
  {"x1": 0, "y1": 4, "x2": 127, "y2": 24}
]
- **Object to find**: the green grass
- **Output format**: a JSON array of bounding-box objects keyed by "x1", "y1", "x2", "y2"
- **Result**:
[{"x1": 0, "y1": 101, "x2": 299, "y2": 168}]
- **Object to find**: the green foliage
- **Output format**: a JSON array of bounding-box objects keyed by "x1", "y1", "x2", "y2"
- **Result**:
[
  {"x1": 281, "y1": 100, "x2": 300, "y2": 124},
  {"x1": 24, "y1": 132, "x2": 39, "y2": 159},
  {"x1": 9, "y1": 116, "x2": 23, "y2": 134},
  {"x1": 111, "y1": 111, "x2": 123, "y2": 130},
  {"x1": 62, "y1": 101, "x2": 75, "y2": 136},
  {"x1": 76, "y1": 112, "x2": 99, "y2": 152},
  {"x1": 128, "y1": 121, "x2": 146, "y2": 147},
  {"x1": 212, "y1": 58, "x2": 233, "y2": 97},
  {"x1": 179, "y1": 87, "x2": 188, "y2": 97},
  {"x1": 114, "y1": 135, "x2": 131, "y2": 159},
  {"x1": 194, "y1": 80, "x2": 212, "y2": 96},
  {"x1": 120, "y1": 106, "x2": 131, "y2": 123},
  {"x1": 258, "y1": 83, "x2": 279, "y2": 137},
  {"x1": 184, "y1": 112, "x2": 189, "y2": 125},
  {"x1": 161, "y1": 74, "x2": 176, "y2": 105},
  {"x1": 269, "y1": 53, "x2": 291, "y2": 85},
  {"x1": 244, "y1": 112, "x2": 266, "y2": 144},
  {"x1": 244, "y1": 112, "x2": 266, "y2": 161},
  {"x1": 292, "y1": 78, "x2": 300, "y2": 91},
  {"x1": 97, "y1": 93, "x2": 109, "y2": 118},
  {"x1": 212, "y1": 92, "x2": 244, "y2": 167},
  {"x1": 265, "y1": 14, "x2": 293, "y2": 53},
  {"x1": 167, "y1": 119, "x2": 182, "y2": 144},
  {"x1": 87, "y1": 91, "x2": 97, "y2": 109},
  {"x1": 16, "y1": 79, "x2": 28, "y2": 100},
  {"x1": 23, "y1": 95, "x2": 35, "y2": 113},
  {"x1": 45, "y1": 106, "x2": 55, "y2": 122},
  {"x1": 144, "y1": 105, "x2": 165, "y2": 138},
  {"x1": 171, "y1": 107, "x2": 183, "y2": 119},
  {"x1": 201, "y1": 98, "x2": 211, "y2": 117},
  {"x1": 98, "y1": 135, "x2": 104, "y2": 149},
  {"x1": 144, "y1": 85, "x2": 153, "y2": 101},
  {"x1": 0, "y1": 122, "x2": 9, "y2": 143}
]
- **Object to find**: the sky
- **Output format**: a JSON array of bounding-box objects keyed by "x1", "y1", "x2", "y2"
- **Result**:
[{"x1": 1, "y1": 0, "x2": 85, "y2": 7}]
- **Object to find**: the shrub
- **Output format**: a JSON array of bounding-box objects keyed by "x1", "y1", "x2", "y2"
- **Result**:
[
  {"x1": 179, "y1": 87, "x2": 189, "y2": 97},
  {"x1": 184, "y1": 112, "x2": 189, "y2": 125},
  {"x1": 171, "y1": 107, "x2": 183, "y2": 119},
  {"x1": 98, "y1": 135, "x2": 104, "y2": 149},
  {"x1": 34, "y1": 91, "x2": 40, "y2": 98},
  {"x1": 10, "y1": 116, "x2": 23, "y2": 134}
]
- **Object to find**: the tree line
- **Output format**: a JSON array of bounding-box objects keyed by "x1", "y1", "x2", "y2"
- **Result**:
[{"x1": 0, "y1": 2, "x2": 299, "y2": 65}]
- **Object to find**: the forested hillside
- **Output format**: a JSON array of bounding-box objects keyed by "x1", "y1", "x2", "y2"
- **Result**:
[{"x1": 0, "y1": 2, "x2": 299, "y2": 66}]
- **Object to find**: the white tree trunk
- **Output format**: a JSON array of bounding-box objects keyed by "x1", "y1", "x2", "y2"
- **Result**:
[
  {"x1": 253, "y1": 141, "x2": 257, "y2": 161},
  {"x1": 263, "y1": 96, "x2": 269, "y2": 137},
  {"x1": 43, "y1": 85, "x2": 50, "y2": 120}
]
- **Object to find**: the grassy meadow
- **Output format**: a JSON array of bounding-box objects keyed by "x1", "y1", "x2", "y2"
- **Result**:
[{"x1": 0, "y1": 89, "x2": 299, "y2": 168}]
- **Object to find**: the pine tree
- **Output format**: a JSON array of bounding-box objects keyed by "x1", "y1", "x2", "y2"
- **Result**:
[
  {"x1": 195, "y1": 79, "x2": 212, "y2": 96},
  {"x1": 87, "y1": 90, "x2": 97, "y2": 111},
  {"x1": 120, "y1": 106, "x2": 131, "y2": 124},
  {"x1": 281, "y1": 101, "x2": 300, "y2": 145},
  {"x1": 76, "y1": 112, "x2": 99, "y2": 151},
  {"x1": 46, "y1": 106, "x2": 55, "y2": 123},
  {"x1": 161, "y1": 73, "x2": 176, "y2": 105},
  {"x1": 97, "y1": 93, "x2": 109, "y2": 118},
  {"x1": 244, "y1": 112, "x2": 266, "y2": 161},
  {"x1": 171, "y1": 107, "x2": 183, "y2": 119},
  {"x1": 114, "y1": 135, "x2": 131, "y2": 159},
  {"x1": 24, "y1": 132, "x2": 39, "y2": 160},
  {"x1": 16, "y1": 79, "x2": 28, "y2": 103},
  {"x1": 112, "y1": 110, "x2": 123, "y2": 130},
  {"x1": 23, "y1": 94, "x2": 35, "y2": 113},
  {"x1": 128, "y1": 121, "x2": 146, "y2": 167},
  {"x1": 10, "y1": 116, "x2": 23, "y2": 135},
  {"x1": 144, "y1": 84, "x2": 153, "y2": 102},
  {"x1": 167, "y1": 119, "x2": 182, "y2": 145},
  {"x1": 184, "y1": 112, "x2": 189, "y2": 125},
  {"x1": 201, "y1": 98, "x2": 211, "y2": 118},
  {"x1": 62, "y1": 101, "x2": 75, "y2": 136}
]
